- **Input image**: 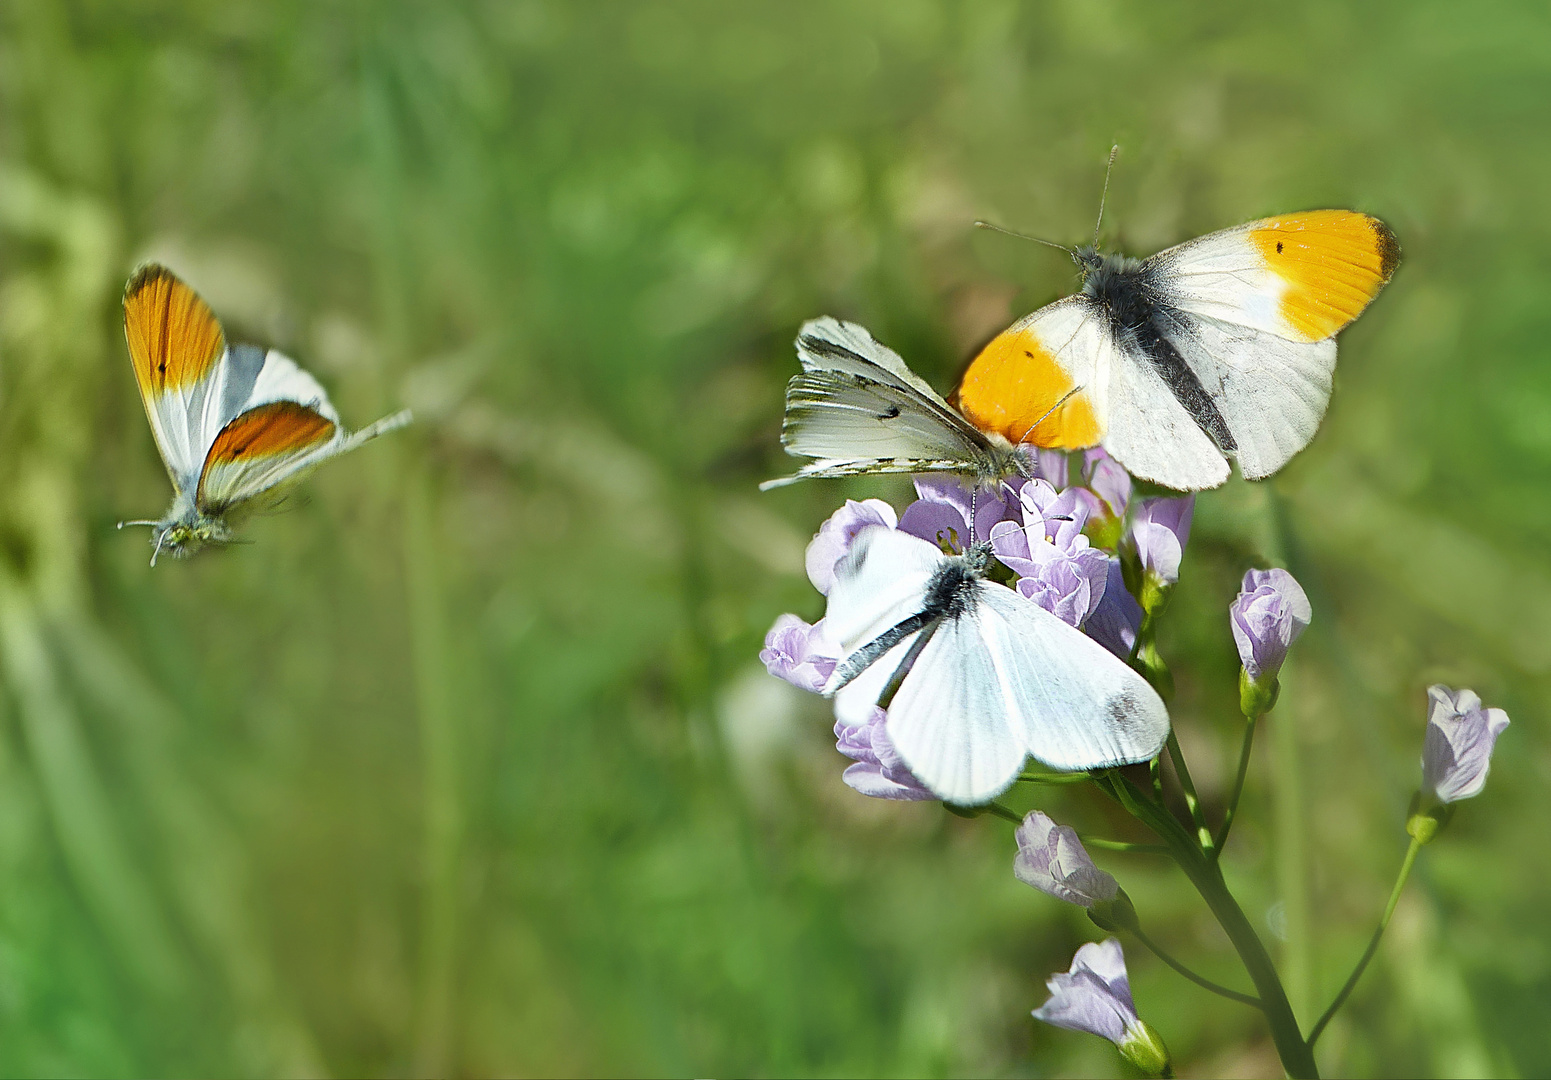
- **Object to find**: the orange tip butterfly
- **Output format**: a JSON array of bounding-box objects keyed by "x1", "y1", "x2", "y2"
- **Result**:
[
  {"x1": 958, "y1": 209, "x2": 1400, "y2": 491},
  {"x1": 118, "y1": 264, "x2": 411, "y2": 564}
]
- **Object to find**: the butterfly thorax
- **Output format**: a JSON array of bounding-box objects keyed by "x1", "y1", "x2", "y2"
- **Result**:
[
  {"x1": 1075, "y1": 247, "x2": 1157, "y2": 339},
  {"x1": 921, "y1": 542, "x2": 992, "y2": 622},
  {"x1": 150, "y1": 490, "x2": 235, "y2": 562}
]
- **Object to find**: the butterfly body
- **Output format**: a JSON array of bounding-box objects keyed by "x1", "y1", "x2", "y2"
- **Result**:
[{"x1": 121, "y1": 265, "x2": 411, "y2": 563}]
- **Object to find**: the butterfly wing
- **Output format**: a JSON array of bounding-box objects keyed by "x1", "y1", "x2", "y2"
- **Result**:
[
  {"x1": 123, "y1": 265, "x2": 230, "y2": 489},
  {"x1": 1145, "y1": 211, "x2": 1398, "y2": 480},
  {"x1": 884, "y1": 609, "x2": 1029, "y2": 804},
  {"x1": 823, "y1": 526, "x2": 944, "y2": 652},
  {"x1": 975, "y1": 582, "x2": 1170, "y2": 771},
  {"x1": 766, "y1": 317, "x2": 1017, "y2": 488},
  {"x1": 956, "y1": 297, "x2": 1108, "y2": 451},
  {"x1": 195, "y1": 400, "x2": 341, "y2": 511},
  {"x1": 959, "y1": 297, "x2": 1228, "y2": 490},
  {"x1": 195, "y1": 397, "x2": 411, "y2": 512}
]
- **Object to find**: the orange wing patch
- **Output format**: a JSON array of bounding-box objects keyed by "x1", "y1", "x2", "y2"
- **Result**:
[
  {"x1": 956, "y1": 326, "x2": 1104, "y2": 449},
  {"x1": 202, "y1": 401, "x2": 336, "y2": 468},
  {"x1": 123, "y1": 264, "x2": 227, "y2": 395},
  {"x1": 1249, "y1": 211, "x2": 1400, "y2": 342}
]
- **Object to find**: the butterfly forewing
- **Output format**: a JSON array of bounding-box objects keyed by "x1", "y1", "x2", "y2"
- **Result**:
[
  {"x1": 823, "y1": 527, "x2": 944, "y2": 651},
  {"x1": 975, "y1": 583, "x2": 1169, "y2": 771},
  {"x1": 769, "y1": 317, "x2": 1021, "y2": 487},
  {"x1": 123, "y1": 265, "x2": 229, "y2": 484}
]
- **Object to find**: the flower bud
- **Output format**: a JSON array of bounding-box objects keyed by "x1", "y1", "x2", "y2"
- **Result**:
[
  {"x1": 1118, "y1": 1018, "x2": 1172, "y2": 1077},
  {"x1": 1014, "y1": 811, "x2": 1119, "y2": 908},
  {"x1": 1131, "y1": 495, "x2": 1194, "y2": 615},
  {"x1": 1408, "y1": 685, "x2": 1509, "y2": 840},
  {"x1": 1228, "y1": 568, "x2": 1310, "y2": 710},
  {"x1": 1034, "y1": 938, "x2": 1172, "y2": 1078}
]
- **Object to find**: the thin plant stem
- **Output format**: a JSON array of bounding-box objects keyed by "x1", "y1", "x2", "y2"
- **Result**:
[
  {"x1": 1079, "y1": 836, "x2": 1169, "y2": 855},
  {"x1": 1150, "y1": 755, "x2": 1163, "y2": 801},
  {"x1": 1130, "y1": 926, "x2": 1261, "y2": 1009},
  {"x1": 986, "y1": 802, "x2": 1023, "y2": 824},
  {"x1": 1306, "y1": 836, "x2": 1423, "y2": 1048},
  {"x1": 1213, "y1": 716, "x2": 1258, "y2": 856},
  {"x1": 1100, "y1": 770, "x2": 1319, "y2": 1078},
  {"x1": 1166, "y1": 731, "x2": 1214, "y2": 852},
  {"x1": 1017, "y1": 772, "x2": 1090, "y2": 785}
]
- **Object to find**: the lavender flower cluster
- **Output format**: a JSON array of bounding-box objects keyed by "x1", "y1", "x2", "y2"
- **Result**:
[{"x1": 760, "y1": 449, "x2": 1194, "y2": 801}]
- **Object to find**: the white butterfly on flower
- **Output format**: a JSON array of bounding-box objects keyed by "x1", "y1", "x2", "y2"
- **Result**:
[{"x1": 822, "y1": 524, "x2": 1170, "y2": 805}]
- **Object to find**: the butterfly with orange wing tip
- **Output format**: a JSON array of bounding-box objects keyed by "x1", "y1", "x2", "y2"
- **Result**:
[
  {"x1": 118, "y1": 264, "x2": 411, "y2": 564},
  {"x1": 957, "y1": 210, "x2": 1400, "y2": 491}
]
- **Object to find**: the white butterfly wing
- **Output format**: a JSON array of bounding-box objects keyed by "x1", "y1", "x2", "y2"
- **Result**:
[
  {"x1": 1151, "y1": 312, "x2": 1335, "y2": 480},
  {"x1": 976, "y1": 583, "x2": 1170, "y2": 770},
  {"x1": 1093, "y1": 324, "x2": 1230, "y2": 493},
  {"x1": 884, "y1": 612, "x2": 1029, "y2": 804},
  {"x1": 1143, "y1": 211, "x2": 1398, "y2": 480},
  {"x1": 823, "y1": 526, "x2": 943, "y2": 652},
  {"x1": 767, "y1": 317, "x2": 1017, "y2": 488}
]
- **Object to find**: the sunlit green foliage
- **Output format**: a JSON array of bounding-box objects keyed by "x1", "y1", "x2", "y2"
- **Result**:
[{"x1": 0, "y1": 1, "x2": 1546, "y2": 1075}]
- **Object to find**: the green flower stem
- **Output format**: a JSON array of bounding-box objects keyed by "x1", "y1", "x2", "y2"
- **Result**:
[
  {"x1": 1306, "y1": 835, "x2": 1423, "y2": 1049},
  {"x1": 1081, "y1": 837, "x2": 1169, "y2": 855},
  {"x1": 1165, "y1": 732, "x2": 1214, "y2": 852},
  {"x1": 1130, "y1": 926, "x2": 1261, "y2": 1009},
  {"x1": 986, "y1": 802, "x2": 1024, "y2": 824},
  {"x1": 1149, "y1": 756, "x2": 1164, "y2": 801},
  {"x1": 1213, "y1": 715, "x2": 1259, "y2": 856},
  {"x1": 1102, "y1": 771, "x2": 1319, "y2": 1079},
  {"x1": 1016, "y1": 772, "x2": 1091, "y2": 785}
]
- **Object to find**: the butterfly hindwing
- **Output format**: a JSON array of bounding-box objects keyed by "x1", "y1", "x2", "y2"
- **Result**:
[
  {"x1": 196, "y1": 400, "x2": 338, "y2": 511},
  {"x1": 884, "y1": 610, "x2": 1029, "y2": 804}
]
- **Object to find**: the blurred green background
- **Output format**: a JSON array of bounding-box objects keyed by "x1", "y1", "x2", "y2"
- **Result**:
[{"x1": 0, "y1": 1, "x2": 1546, "y2": 1076}]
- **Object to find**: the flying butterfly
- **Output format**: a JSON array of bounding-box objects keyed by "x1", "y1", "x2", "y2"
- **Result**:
[
  {"x1": 761, "y1": 316, "x2": 1041, "y2": 491},
  {"x1": 823, "y1": 525, "x2": 1170, "y2": 804},
  {"x1": 119, "y1": 264, "x2": 411, "y2": 563},
  {"x1": 958, "y1": 207, "x2": 1400, "y2": 491}
]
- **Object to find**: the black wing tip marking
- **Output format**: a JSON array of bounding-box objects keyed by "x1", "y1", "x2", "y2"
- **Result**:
[
  {"x1": 1369, "y1": 217, "x2": 1402, "y2": 281},
  {"x1": 124, "y1": 262, "x2": 180, "y2": 299}
]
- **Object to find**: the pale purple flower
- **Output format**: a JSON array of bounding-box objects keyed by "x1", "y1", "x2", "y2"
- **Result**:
[
  {"x1": 805, "y1": 499, "x2": 897, "y2": 595},
  {"x1": 1085, "y1": 558, "x2": 1142, "y2": 660},
  {"x1": 1025, "y1": 446, "x2": 1070, "y2": 489},
  {"x1": 1015, "y1": 551, "x2": 1110, "y2": 627},
  {"x1": 1015, "y1": 811, "x2": 1118, "y2": 907},
  {"x1": 1130, "y1": 495, "x2": 1195, "y2": 586},
  {"x1": 989, "y1": 480, "x2": 1109, "y2": 627},
  {"x1": 897, "y1": 475, "x2": 1017, "y2": 552},
  {"x1": 1229, "y1": 568, "x2": 1312, "y2": 682},
  {"x1": 1034, "y1": 938, "x2": 1143, "y2": 1044},
  {"x1": 1420, "y1": 685, "x2": 1510, "y2": 804},
  {"x1": 760, "y1": 614, "x2": 839, "y2": 694},
  {"x1": 1076, "y1": 448, "x2": 1132, "y2": 525},
  {"x1": 834, "y1": 709, "x2": 935, "y2": 801}
]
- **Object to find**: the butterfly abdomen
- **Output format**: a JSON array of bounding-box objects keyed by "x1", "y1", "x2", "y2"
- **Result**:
[{"x1": 1080, "y1": 251, "x2": 1238, "y2": 454}]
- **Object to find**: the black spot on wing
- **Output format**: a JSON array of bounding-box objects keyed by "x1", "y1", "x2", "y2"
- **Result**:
[{"x1": 878, "y1": 404, "x2": 901, "y2": 420}]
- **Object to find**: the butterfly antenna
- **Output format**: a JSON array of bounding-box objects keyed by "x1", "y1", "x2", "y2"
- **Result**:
[
  {"x1": 149, "y1": 530, "x2": 167, "y2": 567},
  {"x1": 1093, "y1": 144, "x2": 1119, "y2": 249},
  {"x1": 117, "y1": 519, "x2": 158, "y2": 530},
  {"x1": 969, "y1": 485, "x2": 979, "y2": 546},
  {"x1": 973, "y1": 220, "x2": 1073, "y2": 256},
  {"x1": 1014, "y1": 386, "x2": 1083, "y2": 445}
]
